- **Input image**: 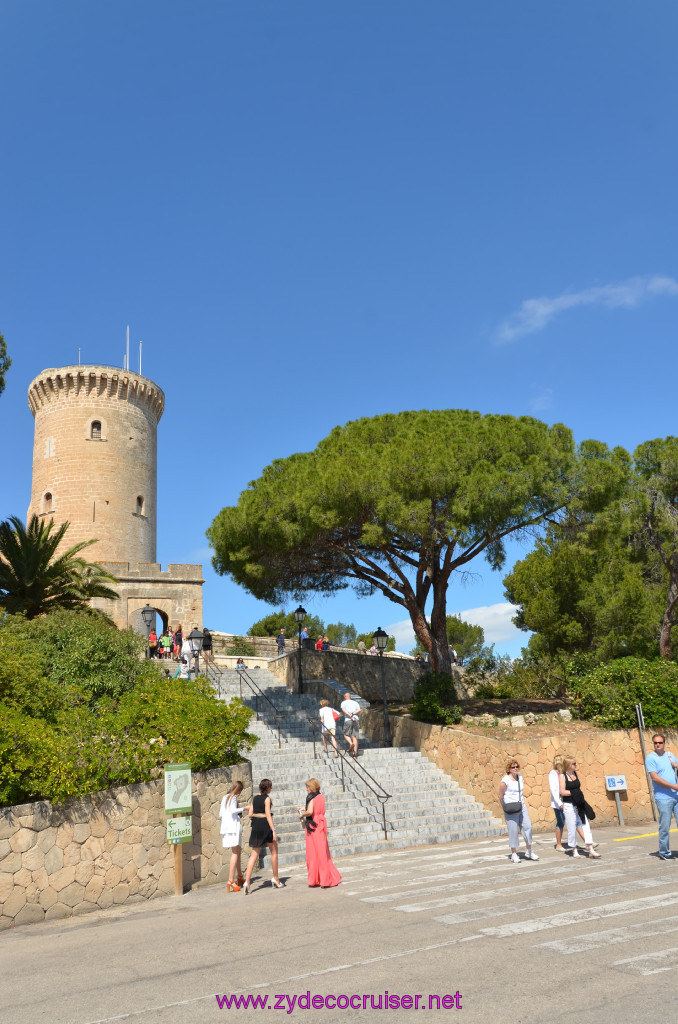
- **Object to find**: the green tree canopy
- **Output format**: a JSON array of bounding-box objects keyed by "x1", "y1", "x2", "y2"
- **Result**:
[
  {"x1": 634, "y1": 436, "x2": 678, "y2": 658},
  {"x1": 208, "y1": 409, "x2": 626, "y2": 672},
  {"x1": 505, "y1": 435, "x2": 678, "y2": 663},
  {"x1": 0, "y1": 515, "x2": 119, "y2": 619},
  {"x1": 504, "y1": 509, "x2": 665, "y2": 663},
  {"x1": 0, "y1": 331, "x2": 10, "y2": 398},
  {"x1": 248, "y1": 609, "x2": 326, "y2": 639},
  {"x1": 248, "y1": 610, "x2": 361, "y2": 647},
  {"x1": 446, "y1": 615, "x2": 485, "y2": 661}
]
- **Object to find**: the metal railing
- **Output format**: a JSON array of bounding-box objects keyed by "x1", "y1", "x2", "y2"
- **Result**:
[
  {"x1": 306, "y1": 716, "x2": 392, "y2": 840},
  {"x1": 205, "y1": 661, "x2": 283, "y2": 748},
  {"x1": 205, "y1": 661, "x2": 392, "y2": 837}
]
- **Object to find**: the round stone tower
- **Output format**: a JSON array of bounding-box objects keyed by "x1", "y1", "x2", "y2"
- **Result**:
[{"x1": 27, "y1": 365, "x2": 164, "y2": 564}]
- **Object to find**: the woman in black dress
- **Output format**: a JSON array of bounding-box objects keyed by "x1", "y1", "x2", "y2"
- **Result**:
[
  {"x1": 243, "y1": 778, "x2": 283, "y2": 893},
  {"x1": 559, "y1": 757, "x2": 601, "y2": 859}
]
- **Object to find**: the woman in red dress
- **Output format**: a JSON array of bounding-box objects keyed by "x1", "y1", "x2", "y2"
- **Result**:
[{"x1": 297, "y1": 779, "x2": 342, "y2": 888}]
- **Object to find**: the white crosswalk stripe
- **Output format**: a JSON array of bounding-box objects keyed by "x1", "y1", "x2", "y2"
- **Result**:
[
  {"x1": 331, "y1": 833, "x2": 678, "y2": 976},
  {"x1": 537, "y1": 915, "x2": 678, "y2": 954},
  {"x1": 433, "y1": 876, "x2": 676, "y2": 925},
  {"x1": 613, "y1": 946, "x2": 678, "y2": 975}
]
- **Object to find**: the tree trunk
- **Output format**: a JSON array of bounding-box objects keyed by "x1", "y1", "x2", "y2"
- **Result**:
[
  {"x1": 429, "y1": 631, "x2": 453, "y2": 675},
  {"x1": 429, "y1": 574, "x2": 452, "y2": 675},
  {"x1": 659, "y1": 559, "x2": 678, "y2": 659}
]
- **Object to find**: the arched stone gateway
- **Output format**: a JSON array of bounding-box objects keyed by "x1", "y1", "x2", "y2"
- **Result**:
[{"x1": 27, "y1": 364, "x2": 203, "y2": 633}]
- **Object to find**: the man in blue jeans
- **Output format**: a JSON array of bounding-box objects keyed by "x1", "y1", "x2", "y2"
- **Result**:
[{"x1": 645, "y1": 733, "x2": 678, "y2": 860}]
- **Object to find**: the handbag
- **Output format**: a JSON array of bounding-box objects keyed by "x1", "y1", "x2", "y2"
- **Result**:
[
  {"x1": 332, "y1": 709, "x2": 341, "y2": 722},
  {"x1": 502, "y1": 776, "x2": 522, "y2": 815}
]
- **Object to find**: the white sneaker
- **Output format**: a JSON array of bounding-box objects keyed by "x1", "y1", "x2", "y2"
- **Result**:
[
  {"x1": 525, "y1": 850, "x2": 539, "y2": 861},
  {"x1": 510, "y1": 852, "x2": 520, "y2": 863}
]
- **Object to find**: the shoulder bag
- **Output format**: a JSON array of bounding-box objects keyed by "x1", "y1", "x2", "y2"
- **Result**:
[{"x1": 502, "y1": 777, "x2": 522, "y2": 815}]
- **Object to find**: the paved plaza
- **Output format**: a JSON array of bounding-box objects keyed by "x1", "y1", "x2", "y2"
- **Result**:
[{"x1": 2, "y1": 823, "x2": 678, "y2": 1024}]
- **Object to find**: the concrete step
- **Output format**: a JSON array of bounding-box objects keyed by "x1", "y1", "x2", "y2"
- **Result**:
[{"x1": 207, "y1": 664, "x2": 503, "y2": 865}]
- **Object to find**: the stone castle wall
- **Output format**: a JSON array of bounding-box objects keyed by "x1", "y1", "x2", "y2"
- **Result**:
[
  {"x1": 269, "y1": 648, "x2": 429, "y2": 703},
  {"x1": 360, "y1": 710, "x2": 663, "y2": 829},
  {"x1": 0, "y1": 763, "x2": 252, "y2": 930},
  {"x1": 91, "y1": 562, "x2": 204, "y2": 632},
  {"x1": 27, "y1": 365, "x2": 164, "y2": 564}
]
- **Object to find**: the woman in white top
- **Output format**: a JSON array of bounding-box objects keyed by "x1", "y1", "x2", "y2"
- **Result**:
[
  {"x1": 498, "y1": 757, "x2": 539, "y2": 863},
  {"x1": 219, "y1": 781, "x2": 245, "y2": 891},
  {"x1": 319, "y1": 699, "x2": 340, "y2": 756},
  {"x1": 549, "y1": 754, "x2": 567, "y2": 852}
]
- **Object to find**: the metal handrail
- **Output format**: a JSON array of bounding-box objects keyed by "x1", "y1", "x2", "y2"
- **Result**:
[
  {"x1": 206, "y1": 662, "x2": 283, "y2": 748},
  {"x1": 205, "y1": 661, "x2": 392, "y2": 836},
  {"x1": 306, "y1": 716, "x2": 392, "y2": 840}
]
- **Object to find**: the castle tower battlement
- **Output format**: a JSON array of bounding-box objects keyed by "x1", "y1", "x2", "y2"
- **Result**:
[
  {"x1": 27, "y1": 365, "x2": 164, "y2": 565},
  {"x1": 26, "y1": 362, "x2": 203, "y2": 634}
]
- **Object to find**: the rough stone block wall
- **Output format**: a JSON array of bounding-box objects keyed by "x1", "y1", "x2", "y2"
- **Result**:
[
  {"x1": 90, "y1": 565, "x2": 204, "y2": 634},
  {"x1": 0, "y1": 763, "x2": 252, "y2": 930},
  {"x1": 270, "y1": 648, "x2": 428, "y2": 703},
  {"x1": 27, "y1": 366, "x2": 164, "y2": 565},
  {"x1": 360, "y1": 710, "x2": 662, "y2": 829}
]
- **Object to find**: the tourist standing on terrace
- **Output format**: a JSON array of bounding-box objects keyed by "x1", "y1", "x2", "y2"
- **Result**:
[
  {"x1": 499, "y1": 758, "x2": 539, "y2": 863},
  {"x1": 341, "y1": 692, "x2": 361, "y2": 758},
  {"x1": 645, "y1": 734, "x2": 678, "y2": 861}
]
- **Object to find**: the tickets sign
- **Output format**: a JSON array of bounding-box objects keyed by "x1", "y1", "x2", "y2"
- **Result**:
[{"x1": 167, "y1": 815, "x2": 193, "y2": 845}]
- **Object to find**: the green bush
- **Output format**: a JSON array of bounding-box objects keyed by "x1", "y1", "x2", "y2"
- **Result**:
[
  {"x1": 0, "y1": 612, "x2": 257, "y2": 806},
  {"x1": 472, "y1": 681, "x2": 515, "y2": 700},
  {"x1": 225, "y1": 637, "x2": 256, "y2": 657},
  {"x1": 466, "y1": 654, "x2": 568, "y2": 700},
  {"x1": 411, "y1": 672, "x2": 462, "y2": 725},
  {"x1": 570, "y1": 657, "x2": 678, "y2": 729},
  {"x1": 0, "y1": 609, "x2": 153, "y2": 710}
]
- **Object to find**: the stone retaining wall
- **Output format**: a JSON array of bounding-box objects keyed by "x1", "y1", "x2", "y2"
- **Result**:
[
  {"x1": 0, "y1": 762, "x2": 252, "y2": 930},
  {"x1": 360, "y1": 710, "x2": 667, "y2": 830},
  {"x1": 270, "y1": 648, "x2": 429, "y2": 703}
]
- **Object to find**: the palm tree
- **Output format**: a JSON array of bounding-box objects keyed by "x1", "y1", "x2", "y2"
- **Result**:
[{"x1": 0, "y1": 515, "x2": 119, "y2": 618}]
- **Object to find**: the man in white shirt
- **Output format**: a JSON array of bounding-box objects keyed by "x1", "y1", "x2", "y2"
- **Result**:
[{"x1": 340, "y1": 692, "x2": 361, "y2": 757}]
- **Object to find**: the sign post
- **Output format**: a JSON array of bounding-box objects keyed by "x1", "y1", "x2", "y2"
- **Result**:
[
  {"x1": 604, "y1": 774, "x2": 627, "y2": 826},
  {"x1": 165, "y1": 763, "x2": 192, "y2": 897}
]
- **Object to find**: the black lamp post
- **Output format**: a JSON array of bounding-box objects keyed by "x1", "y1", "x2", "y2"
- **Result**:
[
  {"x1": 373, "y1": 627, "x2": 391, "y2": 746},
  {"x1": 188, "y1": 628, "x2": 204, "y2": 680},
  {"x1": 141, "y1": 604, "x2": 155, "y2": 658},
  {"x1": 294, "y1": 605, "x2": 306, "y2": 694}
]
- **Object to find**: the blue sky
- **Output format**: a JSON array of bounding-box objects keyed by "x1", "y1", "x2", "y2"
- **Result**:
[{"x1": 2, "y1": 1, "x2": 677, "y2": 656}]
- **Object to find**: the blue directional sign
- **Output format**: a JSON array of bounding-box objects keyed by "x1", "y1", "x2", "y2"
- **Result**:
[{"x1": 605, "y1": 775, "x2": 627, "y2": 791}]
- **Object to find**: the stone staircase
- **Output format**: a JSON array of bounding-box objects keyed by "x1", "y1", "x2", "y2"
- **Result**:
[{"x1": 210, "y1": 665, "x2": 504, "y2": 867}]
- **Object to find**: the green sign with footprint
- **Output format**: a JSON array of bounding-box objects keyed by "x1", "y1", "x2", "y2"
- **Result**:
[{"x1": 164, "y1": 763, "x2": 192, "y2": 815}]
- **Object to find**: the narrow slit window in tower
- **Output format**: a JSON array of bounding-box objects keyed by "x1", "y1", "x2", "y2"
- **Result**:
[
  {"x1": 91, "y1": 420, "x2": 102, "y2": 440},
  {"x1": 136, "y1": 496, "x2": 144, "y2": 516},
  {"x1": 44, "y1": 492, "x2": 52, "y2": 513}
]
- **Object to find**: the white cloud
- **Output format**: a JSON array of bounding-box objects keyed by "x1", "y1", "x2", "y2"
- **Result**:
[
  {"x1": 386, "y1": 619, "x2": 417, "y2": 654},
  {"x1": 495, "y1": 274, "x2": 678, "y2": 343},
  {"x1": 455, "y1": 603, "x2": 521, "y2": 646},
  {"x1": 386, "y1": 602, "x2": 522, "y2": 654},
  {"x1": 529, "y1": 386, "x2": 553, "y2": 414}
]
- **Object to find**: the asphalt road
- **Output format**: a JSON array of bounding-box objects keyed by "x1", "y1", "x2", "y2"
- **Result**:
[{"x1": 2, "y1": 822, "x2": 677, "y2": 1024}]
